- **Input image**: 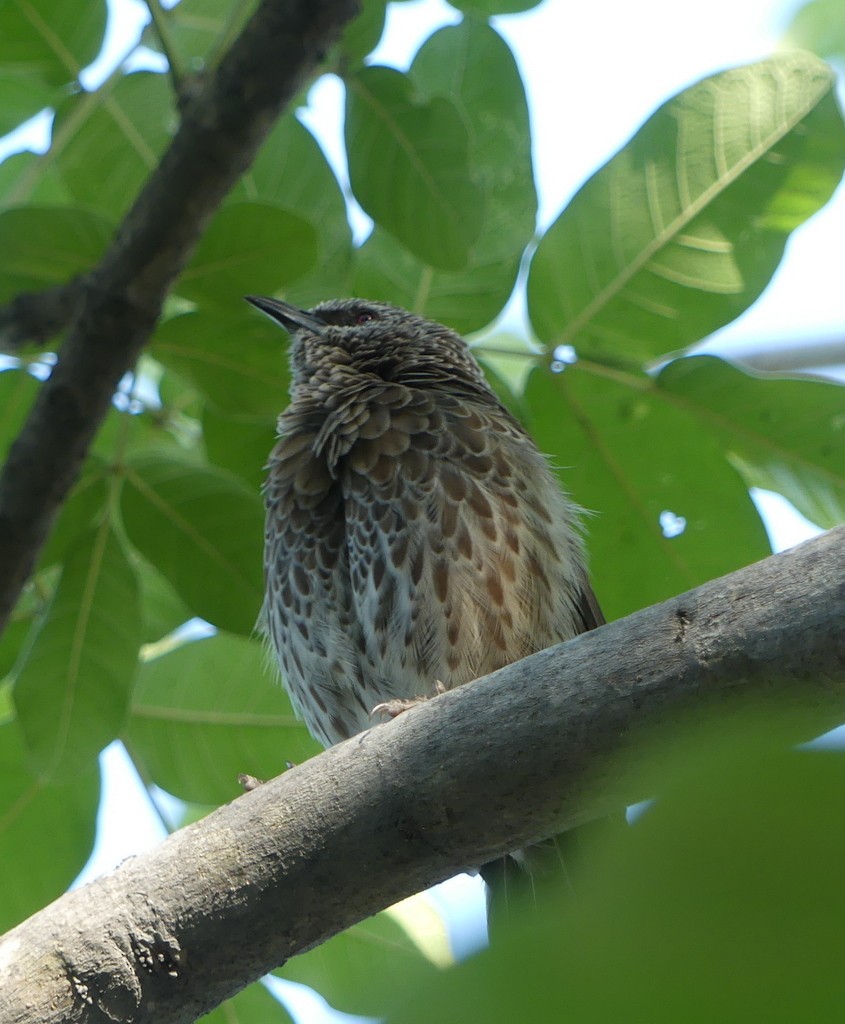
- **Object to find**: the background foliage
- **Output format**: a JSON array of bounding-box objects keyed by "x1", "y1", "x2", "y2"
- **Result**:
[{"x1": 0, "y1": 0, "x2": 843, "y2": 1021}]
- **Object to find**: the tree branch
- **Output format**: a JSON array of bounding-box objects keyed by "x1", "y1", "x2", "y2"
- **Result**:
[
  {"x1": 1, "y1": 527, "x2": 843, "y2": 1024},
  {"x1": 0, "y1": 0, "x2": 360, "y2": 635},
  {"x1": 0, "y1": 281, "x2": 83, "y2": 351}
]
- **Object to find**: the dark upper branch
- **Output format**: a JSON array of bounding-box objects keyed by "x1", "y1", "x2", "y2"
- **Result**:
[
  {"x1": 1, "y1": 527, "x2": 843, "y2": 1024},
  {"x1": 0, "y1": 0, "x2": 360, "y2": 634}
]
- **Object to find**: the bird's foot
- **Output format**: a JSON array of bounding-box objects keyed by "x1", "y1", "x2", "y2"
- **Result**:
[
  {"x1": 238, "y1": 761, "x2": 296, "y2": 792},
  {"x1": 371, "y1": 681, "x2": 447, "y2": 720},
  {"x1": 238, "y1": 773, "x2": 264, "y2": 791}
]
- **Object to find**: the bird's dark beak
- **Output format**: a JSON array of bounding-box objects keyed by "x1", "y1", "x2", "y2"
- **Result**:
[{"x1": 245, "y1": 295, "x2": 326, "y2": 336}]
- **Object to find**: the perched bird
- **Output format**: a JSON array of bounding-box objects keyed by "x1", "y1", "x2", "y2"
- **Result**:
[{"x1": 248, "y1": 294, "x2": 604, "y2": 924}]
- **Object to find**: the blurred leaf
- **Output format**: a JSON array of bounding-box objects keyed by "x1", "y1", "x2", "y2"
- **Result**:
[
  {"x1": 346, "y1": 65, "x2": 484, "y2": 270},
  {"x1": 198, "y1": 980, "x2": 293, "y2": 1023},
  {"x1": 142, "y1": 0, "x2": 257, "y2": 71},
  {"x1": 202, "y1": 406, "x2": 275, "y2": 492},
  {"x1": 785, "y1": 0, "x2": 845, "y2": 60},
  {"x1": 235, "y1": 115, "x2": 352, "y2": 306},
  {"x1": 528, "y1": 53, "x2": 845, "y2": 361},
  {"x1": 526, "y1": 362, "x2": 770, "y2": 619},
  {"x1": 0, "y1": 613, "x2": 33, "y2": 682},
  {"x1": 36, "y1": 457, "x2": 110, "y2": 569},
  {"x1": 0, "y1": 721, "x2": 99, "y2": 933},
  {"x1": 449, "y1": 0, "x2": 542, "y2": 14},
  {"x1": 0, "y1": 69, "x2": 56, "y2": 136},
  {"x1": 120, "y1": 452, "x2": 264, "y2": 635},
  {"x1": 657, "y1": 355, "x2": 845, "y2": 529},
  {"x1": 126, "y1": 632, "x2": 320, "y2": 803},
  {"x1": 277, "y1": 900, "x2": 447, "y2": 1018},
  {"x1": 0, "y1": 205, "x2": 112, "y2": 303},
  {"x1": 137, "y1": 561, "x2": 191, "y2": 645},
  {"x1": 0, "y1": 0, "x2": 107, "y2": 86},
  {"x1": 0, "y1": 369, "x2": 40, "y2": 454},
  {"x1": 152, "y1": 309, "x2": 289, "y2": 420},
  {"x1": 13, "y1": 524, "x2": 141, "y2": 778},
  {"x1": 389, "y1": 718, "x2": 845, "y2": 1023},
  {"x1": 337, "y1": 0, "x2": 387, "y2": 65},
  {"x1": 355, "y1": 21, "x2": 536, "y2": 333},
  {"x1": 0, "y1": 149, "x2": 72, "y2": 209},
  {"x1": 54, "y1": 71, "x2": 174, "y2": 220},
  {"x1": 178, "y1": 203, "x2": 318, "y2": 307}
]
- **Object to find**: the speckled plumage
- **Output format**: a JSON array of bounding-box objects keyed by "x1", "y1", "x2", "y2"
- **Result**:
[{"x1": 251, "y1": 296, "x2": 603, "y2": 749}]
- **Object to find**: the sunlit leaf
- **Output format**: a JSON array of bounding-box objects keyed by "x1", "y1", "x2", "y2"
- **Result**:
[{"x1": 528, "y1": 53, "x2": 845, "y2": 360}]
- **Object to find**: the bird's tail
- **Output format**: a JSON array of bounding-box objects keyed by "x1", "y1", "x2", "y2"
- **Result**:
[{"x1": 481, "y1": 816, "x2": 625, "y2": 940}]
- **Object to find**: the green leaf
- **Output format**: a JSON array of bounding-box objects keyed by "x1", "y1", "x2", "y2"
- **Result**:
[
  {"x1": 126, "y1": 632, "x2": 320, "y2": 803},
  {"x1": 785, "y1": 0, "x2": 845, "y2": 60},
  {"x1": 54, "y1": 72, "x2": 174, "y2": 220},
  {"x1": 277, "y1": 903, "x2": 447, "y2": 1018},
  {"x1": 354, "y1": 22, "x2": 536, "y2": 333},
  {"x1": 526, "y1": 362, "x2": 770, "y2": 619},
  {"x1": 0, "y1": 0, "x2": 108, "y2": 86},
  {"x1": 657, "y1": 355, "x2": 845, "y2": 530},
  {"x1": 0, "y1": 149, "x2": 72, "y2": 209},
  {"x1": 0, "y1": 69, "x2": 57, "y2": 136},
  {"x1": 0, "y1": 205, "x2": 112, "y2": 303},
  {"x1": 202, "y1": 406, "x2": 276, "y2": 492},
  {"x1": 235, "y1": 115, "x2": 352, "y2": 306},
  {"x1": 527, "y1": 53, "x2": 845, "y2": 361},
  {"x1": 198, "y1": 981, "x2": 293, "y2": 1023},
  {"x1": 142, "y1": 0, "x2": 257, "y2": 73},
  {"x1": 152, "y1": 310, "x2": 290, "y2": 420},
  {"x1": 120, "y1": 452, "x2": 264, "y2": 635},
  {"x1": 0, "y1": 721, "x2": 99, "y2": 933},
  {"x1": 137, "y1": 562, "x2": 191, "y2": 645},
  {"x1": 13, "y1": 524, "x2": 141, "y2": 778},
  {"x1": 0, "y1": 369, "x2": 40, "y2": 454},
  {"x1": 36, "y1": 458, "x2": 110, "y2": 570},
  {"x1": 0, "y1": 612, "x2": 33, "y2": 682},
  {"x1": 337, "y1": 0, "x2": 388, "y2": 65},
  {"x1": 448, "y1": 0, "x2": 542, "y2": 14},
  {"x1": 345, "y1": 65, "x2": 484, "y2": 270},
  {"x1": 178, "y1": 202, "x2": 318, "y2": 307}
]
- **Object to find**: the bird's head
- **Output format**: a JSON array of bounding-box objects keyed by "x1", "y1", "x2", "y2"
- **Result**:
[{"x1": 245, "y1": 295, "x2": 491, "y2": 398}]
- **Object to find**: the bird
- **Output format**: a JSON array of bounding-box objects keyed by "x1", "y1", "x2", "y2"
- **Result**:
[{"x1": 247, "y1": 294, "x2": 605, "y2": 928}]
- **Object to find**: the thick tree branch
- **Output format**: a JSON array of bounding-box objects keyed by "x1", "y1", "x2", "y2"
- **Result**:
[
  {"x1": 1, "y1": 528, "x2": 843, "y2": 1024},
  {"x1": 0, "y1": 0, "x2": 360, "y2": 634}
]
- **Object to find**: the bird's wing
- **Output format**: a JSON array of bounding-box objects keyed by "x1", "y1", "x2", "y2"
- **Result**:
[
  {"x1": 263, "y1": 421, "x2": 375, "y2": 746},
  {"x1": 342, "y1": 388, "x2": 591, "y2": 695}
]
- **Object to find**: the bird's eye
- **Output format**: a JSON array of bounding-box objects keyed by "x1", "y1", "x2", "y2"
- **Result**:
[{"x1": 355, "y1": 312, "x2": 374, "y2": 325}]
